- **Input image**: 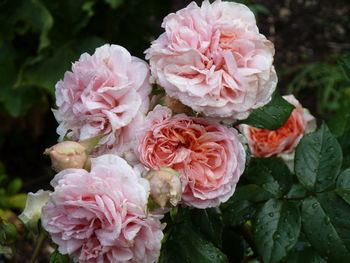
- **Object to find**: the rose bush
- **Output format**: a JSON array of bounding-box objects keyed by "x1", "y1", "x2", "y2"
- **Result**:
[
  {"x1": 41, "y1": 155, "x2": 163, "y2": 263},
  {"x1": 146, "y1": 0, "x2": 277, "y2": 120},
  {"x1": 135, "y1": 105, "x2": 246, "y2": 208}
]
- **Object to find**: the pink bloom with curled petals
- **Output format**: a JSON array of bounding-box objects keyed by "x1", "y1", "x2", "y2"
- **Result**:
[
  {"x1": 136, "y1": 106, "x2": 246, "y2": 209},
  {"x1": 146, "y1": 0, "x2": 277, "y2": 120},
  {"x1": 41, "y1": 155, "x2": 163, "y2": 263},
  {"x1": 54, "y1": 44, "x2": 151, "y2": 154}
]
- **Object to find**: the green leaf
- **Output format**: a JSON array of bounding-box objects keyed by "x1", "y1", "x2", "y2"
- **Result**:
[
  {"x1": 104, "y1": 0, "x2": 124, "y2": 9},
  {"x1": 49, "y1": 250, "x2": 72, "y2": 263},
  {"x1": 253, "y1": 199, "x2": 301, "y2": 263},
  {"x1": 222, "y1": 185, "x2": 272, "y2": 226},
  {"x1": 336, "y1": 168, "x2": 350, "y2": 188},
  {"x1": 5, "y1": 193, "x2": 27, "y2": 210},
  {"x1": 221, "y1": 227, "x2": 245, "y2": 263},
  {"x1": 286, "y1": 233, "x2": 326, "y2": 263},
  {"x1": 338, "y1": 54, "x2": 350, "y2": 82},
  {"x1": 286, "y1": 247, "x2": 326, "y2": 263},
  {"x1": 159, "y1": 220, "x2": 228, "y2": 263},
  {"x1": 17, "y1": 36, "x2": 104, "y2": 97},
  {"x1": 190, "y1": 208, "x2": 223, "y2": 248},
  {"x1": 245, "y1": 158, "x2": 293, "y2": 197},
  {"x1": 236, "y1": 91, "x2": 295, "y2": 130},
  {"x1": 334, "y1": 189, "x2": 350, "y2": 205},
  {"x1": 286, "y1": 184, "x2": 308, "y2": 199},
  {"x1": 7, "y1": 178, "x2": 22, "y2": 195},
  {"x1": 0, "y1": 220, "x2": 17, "y2": 245},
  {"x1": 335, "y1": 168, "x2": 350, "y2": 204},
  {"x1": 302, "y1": 193, "x2": 350, "y2": 262},
  {"x1": 32, "y1": 0, "x2": 54, "y2": 52},
  {"x1": 328, "y1": 103, "x2": 350, "y2": 137},
  {"x1": 295, "y1": 123, "x2": 343, "y2": 192}
]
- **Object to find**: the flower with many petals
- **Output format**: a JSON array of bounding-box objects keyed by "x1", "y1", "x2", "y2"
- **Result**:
[
  {"x1": 146, "y1": 0, "x2": 276, "y2": 120},
  {"x1": 136, "y1": 106, "x2": 246, "y2": 208},
  {"x1": 54, "y1": 44, "x2": 151, "y2": 155},
  {"x1": 41, "y1": 155, "x2": 163, "y2": 263}
]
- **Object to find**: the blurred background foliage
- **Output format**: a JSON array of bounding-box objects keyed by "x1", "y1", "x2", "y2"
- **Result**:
[{"x1": 0, "y1": 0, "x2": 349, "y2": 261}]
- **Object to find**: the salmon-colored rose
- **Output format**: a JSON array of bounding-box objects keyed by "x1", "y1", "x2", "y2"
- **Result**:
[
  {"x1": 136, "y1": 106, "x2": 246, "y2": 208},
  {"x1": 239, "y1": 95, "x2": 316, "y2": 168}
]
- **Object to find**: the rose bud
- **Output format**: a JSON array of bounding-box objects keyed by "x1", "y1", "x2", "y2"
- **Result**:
[
  {"x1": 44, "y1": 141, "x2": 88, "y2": 172},
  {"x1": 148, "y1": 168, "x2": 182, "y2": 209}
]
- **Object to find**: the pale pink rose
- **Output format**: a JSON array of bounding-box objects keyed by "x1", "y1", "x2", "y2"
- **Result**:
[
  {"x1": 54, "y1": 44, "x2": 151, "y2": 155},
  {"x1": 239, "y1": 95, "x2": 316, "y2": 169},
  {"x1": 41, "y1": 155, "x2": 163, "y2": 263},
  {"x1": 146, "y1": 0, "x2": 277, "y2": 120},
  {"x1": 136, "y1": 106, "x2": 246, "y2": 208}
]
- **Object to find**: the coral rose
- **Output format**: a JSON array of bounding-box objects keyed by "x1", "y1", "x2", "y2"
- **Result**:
[
  {"x1": 54, "y1": 44, "x2": 151, "y2": 154},
  {"x1": 41, "y1": 155, "x2": 163, "y2": 263},
  {"x1": 136, "y1": 106, "x2": 246, "y2": 208},
  {"x1": 239, "y1": 95, "x2": 316, "y2": 169},
  {"x1": 146, "y1": 0, "x2": 277, "y2": 120}
]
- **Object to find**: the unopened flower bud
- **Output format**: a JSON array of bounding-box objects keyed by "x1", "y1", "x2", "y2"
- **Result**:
[
  {"x1": 44, "y1": 141, "x2": 87, "y2": 172},
  {"x1": 148, "y1": 168, "x2": 182, "y2": 209},
  {"x1": 164, "y1": 96, "x2": 192, "y2": 115}
]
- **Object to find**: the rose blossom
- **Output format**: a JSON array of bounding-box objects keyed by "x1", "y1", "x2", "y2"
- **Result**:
[
  {"x1": 239, "y1": 95, "x2": 316, "y2": 169},
  {"x1": 146, "y1": 0, "x2": 277, "y2": 120},
  {"x1": 54, "y1": 44, "x2": 151, "y2": 155},
  {"x1": 41, "y1": 155, "x2": 163, "y2": 263},
  {"x1": 136, "y1": 105, "x2": 246, "y2": 209}
]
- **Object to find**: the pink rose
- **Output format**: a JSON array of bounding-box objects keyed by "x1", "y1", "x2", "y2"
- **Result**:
[
  {"x1": 54, "y1": 44, "x2": 151, "y2": 154},
  {"x1": 239, "y1": 95, "x2": 316, "y2": 169},
  {"x1": 41, "y1": 155, "x2": 163, "y2": 263},
  {"x1": 136, "y1": 106, "x2": 246, "y2": 208},
  {"x1": 146, "y1": 0, "x2": 277, "y2": 120}
]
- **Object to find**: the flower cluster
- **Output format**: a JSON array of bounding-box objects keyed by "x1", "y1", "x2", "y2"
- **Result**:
[{"x1": 19, "y1": 1, "x2": 315, "y2": 263}]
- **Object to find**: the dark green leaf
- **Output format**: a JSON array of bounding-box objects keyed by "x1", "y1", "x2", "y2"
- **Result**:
[
  {"x1": 190, "y1": 208, "x2": 223, "y2": 248},
  {"x1": 49, "y1": 250, "x2": 72, "y2": 263},
  {"x1": 221, "y1": 227, "x2": 245, "y2": 263},
  {"x1": 7, "y1": 178, "x2": 22, "y2": 195},
  {"x1": 18, "y1": 36, "x2": 104, "y2": 97},
  {"x1": 335, "y1": 189, "x2": 350, "y2": 205},
  {"x1": 338, "y1": 54, "x2": 350, "y2": 82},
  {"x1": 253, "y1": 199, "x2": 301, "y2": 263},
  {"x1": 328, "y1": 104, "x2": 350, "y2": 137},
  {"x1": 104, "y1": 0, "x2": 124, "y2": 9},
  {"x1": 286, "y1": 184, "x2": 308, "y2": 199},
  {"x1": 286, "y1": 232, "x2": 326, "y2": 263},
  {"x1": 222, "y1": 185, "x2": 272, "y2": 226},
  {"x1": 302, "y1": 193, "x2": 350, "y2": 262},
  {"x1": 159, "y1": 220, "x2": 228, "y2": 263},
  {"x1": 236, "y1": 91, "x2": 294, "y2": 130},
  {"x1": 336, "y1": 168, "x2": 350, "y2": 188},
  {"x1": 295, "y1": 123, "x2": 343, "y2": 192},
  {"x1": 0, "y1": 221, "x2": 17, "y2": 245},
  {"x1": 286, "y1": 247, "x2": 326, "y2": 263},
  {"x1": 245, "y1": 158, "x2": 293, "y2": 197}
]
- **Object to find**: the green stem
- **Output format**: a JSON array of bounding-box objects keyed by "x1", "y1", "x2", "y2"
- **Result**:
[
  {"x1": 29, "y1": 231, "x2": 46, "y2": 263},
  {"x1": 237, "y1": 224, "x2": 259, "y2": 259}
]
